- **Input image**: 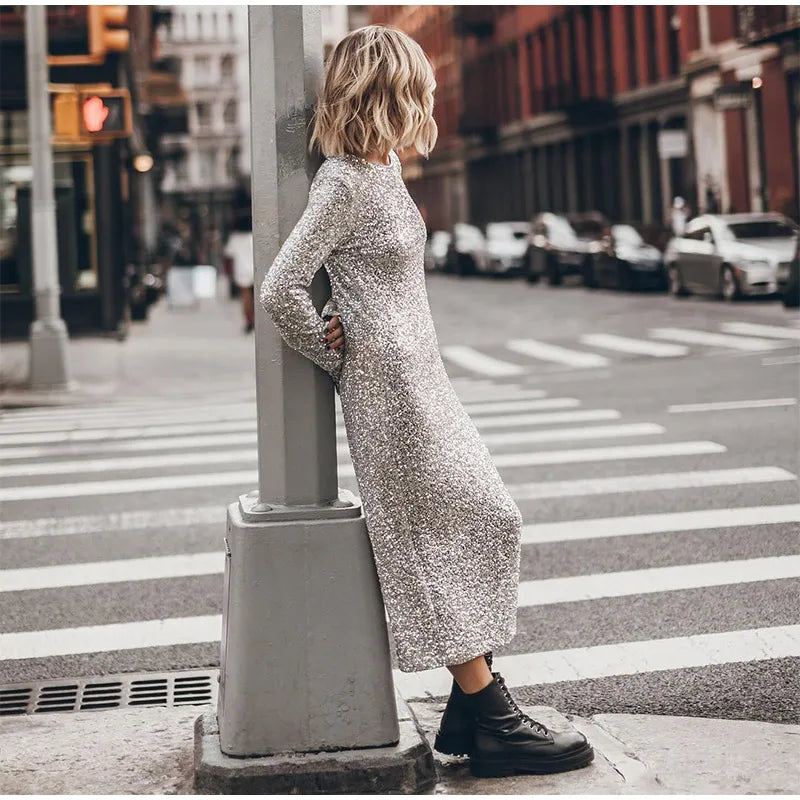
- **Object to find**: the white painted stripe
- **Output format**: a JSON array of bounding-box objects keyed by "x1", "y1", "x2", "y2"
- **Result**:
[
  {"x1": 459, "y1": 397, "x2": 579, "y2": 415},
  {"x1": 1, "y1": 552, "x2": 224, "y2": 592},
  {"x1": 720, "y1": 322, "x2": 800, "y2": 340},
  {"x1": 509, "y1": 467, "x2": 795, "y2": 500},
  {"x1": 441, "y1": 345, "x2": 525, "y2": 377},
  {"x1": 517, "y1": 555, "x2": 800, "y2": 607},
  {"x1": 506, "y1": 339, "x2": 611, "y2": 368},
  {"x1": 0, "y1": 615, "x2": 223, "y2": 661},
  {"x1": 394, "y1": 625, "x2": 800, "y2": 698},
  {"x1": 523, "y1": 504, "x2": 800, "y2": 544},
  {"x1": 668, "y1": 398, "x2": 797, "y2": 413},
  {"x1": 762, "y1": 354, "x2": 800, "y2": 366},
  {"x1": 337, "y1": 440, "x2": 724, "y2": 479},
  {"x1": 454, "y1": 388, "x2": 548, "y2": 403},
  {"x1": 649, "y1": 327, "x2": 779, "y2": 352},
  {"x1": 471, "y1": 409, "x2": 621, "y2": 430},
  {"x1": 0, "y1": 506, "x2": 225, "y2": 541},
  {"x1": 481, "y1": 423, "x2": 665, "y2": 447},
  {"x1": 579, "y1": 333, "x2": 688, "y2": 358},
  {"x1": 0, "y1": 471, "x2": 258, "y2": 503}
]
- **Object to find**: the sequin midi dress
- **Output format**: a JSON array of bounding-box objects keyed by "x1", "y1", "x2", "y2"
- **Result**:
[{"x1": 259, "y1": 149, "x2": 523, "y2": 673}]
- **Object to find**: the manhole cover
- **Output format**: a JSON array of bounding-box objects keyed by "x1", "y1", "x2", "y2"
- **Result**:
[{"x1": 0, "y1": 668, "x2": 219, "y2": 715}]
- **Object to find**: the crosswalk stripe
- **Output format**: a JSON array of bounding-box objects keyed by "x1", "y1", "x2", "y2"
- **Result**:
[
  {"x1": 1, "y1": 552, "x2": 224, "y2": 592},
  {"x1": 394, "y1": 624, "x2": 800, "y2": 698},
  {"x1": 517, "y1": 555, "x2": 800, "y2": 606},
  {"x1": 523, "y1": 504, "x2": 800, "y2": 543},
  {"x1": 649, "y1": 327, "x2": 780, "y2": 352},
  {"x1": 720, "y1": 322, "x2": 800, "y2": 340},
  {"x1": 338, "y1": 440, "x2": 724, "y2": 478},
  {"x1": 668, "y1": 398, "x2": 798, "y2": 413},
  {"x1": 506, "y1": 339, "x2": 611, "y2": 368},
  {"x1": 579, "y1": 333, "x2": 688, "y2": 358},
  {"x1": 0, "y1": 506, "x2": 225, "y2": 541},
  {"x1": 3, "y1": 422, "x2": 663, "y2": 464},
  {"x1": 471, "y1": 409, "x2": 621, "y2": 430},
  {"x1": 4, "y1": 461, "x2": 787, "y2": 505},
  {"x1": 509, "y1": 466, "x2": 795, "y2": 500},
  {"x1": 762, "y1": 354, "x2": 800, "y2": 366},
  {"x1": 441, "y1": 345, "x2": 526, "y2": 376},
  {"x1": 456, "y1": 397, "x2": 579, "y2": 415},
  {"x1": 481, "y1": 422, "x2": 665, "y2": 447}
]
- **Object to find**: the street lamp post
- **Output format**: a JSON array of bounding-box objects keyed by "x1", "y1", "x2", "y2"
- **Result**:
[
  {"x1": 24, "y1": 5, "x2": 72, "y2": 391},
  {"x1": 192, "y1": 8, "x2": 434, "y2": 793}
]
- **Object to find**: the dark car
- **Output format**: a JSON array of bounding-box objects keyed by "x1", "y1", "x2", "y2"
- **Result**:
[
  {"x1": 525, "y1": 213, "x2": 584, "y2": 285},
  {"x1": 587, "y1": 223, "x2": 667, "y2": 291},
  {"x1": 778, "y1": 235, "x2": 800, "y2": 308}
]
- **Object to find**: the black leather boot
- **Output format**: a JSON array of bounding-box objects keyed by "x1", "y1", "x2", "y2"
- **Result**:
[
  {"x1": 433, "y1": 651, "x2": 493, "y2": 756},
  {"x1": 464, "y1": 672, "x2": 594, "y2": 777}
]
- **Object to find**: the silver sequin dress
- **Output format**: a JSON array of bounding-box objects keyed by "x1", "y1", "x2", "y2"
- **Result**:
[{"x1": 259, "y1": 148, "x2": 522, "y2": 673}]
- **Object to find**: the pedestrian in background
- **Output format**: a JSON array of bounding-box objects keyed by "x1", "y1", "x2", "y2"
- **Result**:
[
  {"x1": 670, "y1": 196, "x2": 689, "y2": 236},
  {"x1": 259, "y1": 24, "x2": 593, "y2": 779},
  {"x1": 224, "y1": 214, "x2": 255, "y2": 333}
]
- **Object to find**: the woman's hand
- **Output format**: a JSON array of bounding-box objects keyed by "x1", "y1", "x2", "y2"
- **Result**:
[{"x1": 322, "y1": 315, "x2": 345, "y2": 352}]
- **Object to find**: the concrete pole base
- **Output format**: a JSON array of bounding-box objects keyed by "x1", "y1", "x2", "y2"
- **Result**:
[
  {"x1": 28, "y1": 317, "x2": 73, "y2": 391},
  {"x1": 193, "y1": 690, "x2": 437, "y2": 794}
]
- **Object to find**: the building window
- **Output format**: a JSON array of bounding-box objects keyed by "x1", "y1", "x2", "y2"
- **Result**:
[
  {"x1": 211, "y1": 12, "x2": 218, "y2": 39},
  {"x1": 223, "y1": 99, "x2": 238, "y2": 126},
  {"x1": 601, "y1": 7, "x2": 614, "y2": 94},
  {"x1": 221, "y1": 55, "x2": 234, "y2": 82},
  {"x1": 645, "y1": 6, "x2": 658, "y2": 83},
  {"x1": 175, "y1": 152, "x2": 188, "y2": 182},
  {"x1": 667, "y1": 6, "x2": 680, "y2": 76},
  {"x1": 195, "y1": 102, "x2": 212, "y2": 130},
  {"x1": 194, "y1": 55, "x2": 211, "y2": 86},
  {"x1": 226, "y1": 148, "x2": 240, "y2": 180},
  {"x1": 196, "y1": 12, "x2": 203, "y2": 40},
  {"x1": 198, "y1": 149, "x2": 216, "y2": 183},
  {"x1": 227, "y1": 11, "x2": 235, "y2": 39}
]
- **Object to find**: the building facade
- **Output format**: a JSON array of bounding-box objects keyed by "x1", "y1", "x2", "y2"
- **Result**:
[{"x1": 371, "y1": 5, "x2": 799, "y2": 234}]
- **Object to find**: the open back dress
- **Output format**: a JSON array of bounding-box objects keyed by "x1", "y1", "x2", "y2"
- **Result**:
[{"x1": 259, "y1": 148, "x2": 522, "y2": 673}]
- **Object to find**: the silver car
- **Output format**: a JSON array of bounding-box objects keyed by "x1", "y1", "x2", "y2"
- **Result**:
[{"x1": 665, "y1": 213, "x2": 798, "y2": 301}]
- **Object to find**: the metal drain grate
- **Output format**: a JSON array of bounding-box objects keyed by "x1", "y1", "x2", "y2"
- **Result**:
[{"x1": 0, "y1": 668, "x2": 219, "y2": 716}]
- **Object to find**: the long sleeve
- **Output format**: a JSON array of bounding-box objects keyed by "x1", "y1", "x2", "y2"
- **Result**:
[{"x1": 259, "y1": 167, "x2": 357, "y2": 383}]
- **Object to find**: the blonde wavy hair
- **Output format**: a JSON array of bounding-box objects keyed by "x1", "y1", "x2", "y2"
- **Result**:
[{"x1": 308, "y1": 24, "x2": 438, "y2": 160}]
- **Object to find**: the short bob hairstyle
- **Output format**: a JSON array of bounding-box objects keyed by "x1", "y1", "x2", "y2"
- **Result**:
[{"x1": 308, "y1": 25, "x2": 438, "y2": 161}]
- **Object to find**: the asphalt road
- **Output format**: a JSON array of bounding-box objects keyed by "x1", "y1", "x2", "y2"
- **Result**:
[{"x1": 1, "y1": 271, "x2": 798, "y2": 723}]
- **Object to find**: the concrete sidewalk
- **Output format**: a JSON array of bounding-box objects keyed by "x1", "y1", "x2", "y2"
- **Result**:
[
  {"x1": 0, "y1": 286, "x2": 255, "y2": 408},
  {"x1": 1, "y1": 699, "x2": 798, "y2": 795}
]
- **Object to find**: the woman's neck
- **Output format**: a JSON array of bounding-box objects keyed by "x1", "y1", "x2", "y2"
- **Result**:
[{"x1": 364, "y1": 149, "x2": 391, "y2": 166}]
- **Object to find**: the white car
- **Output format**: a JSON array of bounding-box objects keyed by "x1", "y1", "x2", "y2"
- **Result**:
[
  {"x1": 483, "y1": 221, "x2": 531, "y2": 276},
  {"x1": 666, "y1": 213, "x2": 798, "y2": 300},
  {"x1": 445, "y1": 223, "x2": 488, "y2": 275},
  {"x1": 425, "y1": 230, "x2": 451, "y2": 272}
]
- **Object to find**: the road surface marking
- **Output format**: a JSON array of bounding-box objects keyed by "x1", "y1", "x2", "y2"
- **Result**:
[
  {"x1": 579, "y1": 333, "x2": 688, "y2": 358},
  {"x1": 649, "y1": 327, "x2": 779, "y2": 352},
  {"x1": 462, "y1": 397, "x2": 579, "y2": 415},
  {"x1": 394, "y1": 624, "x2": 800, "y2": 698},
  {"x1": 0, "y1": 506, "x2": 226, "y2": 541},
  {"x1": 720, "y1": 322, "x2": 800, "y2": 340},
  {"x1": 441, "y1": 345, "x2": 525, "y2": 376},
  {"x1": 762, "y1": 354, "x2": 800, "y2": 366},
  {"x1": 508, "y1": 467, "x2": 795, "y2": 500},
  {"x1": 482, "y1": 422, "x2": 665, "y2": 447},
  {"x1": 471, "y1": 409, "x2": 621, "y2": 429},
  {"x1": 668, "y1": 398, "x2": 797, "y2": 413},
  {"x1": 517, "y1": 555, "x2": 800, "y2": 606},
  {"x1": 506, "y1": 339, "x2": 611, "y2": 368},
  {"x1": 522, "y1": 504, "x2": 800, "y2": 544},
  {"x1": 1, "y1": 552, "x2": 224, "y2": 592}
]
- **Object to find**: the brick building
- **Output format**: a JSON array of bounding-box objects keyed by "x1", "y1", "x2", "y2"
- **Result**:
[{"x1": 370, "y1": 5, "x2": 799, "y2": 233}]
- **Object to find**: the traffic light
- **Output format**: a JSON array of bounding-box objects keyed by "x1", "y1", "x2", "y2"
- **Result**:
[
  {"x1": 88, "y1": 5, "x2": 129, "y2": 57},
  {"x1": 52, "y1": 86, "x2": 132, "y2": 142}
]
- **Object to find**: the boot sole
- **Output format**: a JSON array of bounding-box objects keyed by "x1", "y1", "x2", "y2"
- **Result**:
[
  {"x1": 470, "y1": 743, "x2": 595, "y2": 777},
  {"x1": 433, "y1": 731, "x2": 473, "y2": 757}
]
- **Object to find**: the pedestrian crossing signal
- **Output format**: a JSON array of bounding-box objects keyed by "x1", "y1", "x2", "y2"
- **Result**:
[{"x1": 53, "y1": 87, "x2": 132, "y2": 142}]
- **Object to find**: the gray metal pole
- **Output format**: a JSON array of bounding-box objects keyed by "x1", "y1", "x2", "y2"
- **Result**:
[
  {"x1": 215, "y1": 5, "x2": 399, "y2": 757},
  {"x1": 24, "y1": 5, "x2": 72, "y2": 391}
]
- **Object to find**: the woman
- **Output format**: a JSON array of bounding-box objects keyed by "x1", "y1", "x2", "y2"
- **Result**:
[
  {"x1": 259, "y1": 25, "x2": 593, "y2": 779},
  {"x1": 224, "y1": 214, "x2": 255, "y2": 333}
]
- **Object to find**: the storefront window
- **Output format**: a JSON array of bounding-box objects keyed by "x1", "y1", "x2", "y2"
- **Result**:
[{"x1": 1, "y1": 117, "x2": 97, "y2": 296}]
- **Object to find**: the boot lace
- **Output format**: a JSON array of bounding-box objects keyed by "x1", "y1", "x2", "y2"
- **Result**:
[{"x1": 494, "y1": 673, "x2": 550, "y2": 736}]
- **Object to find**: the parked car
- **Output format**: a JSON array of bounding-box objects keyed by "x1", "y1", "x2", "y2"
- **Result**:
[
  {"x1": 444, "y1": 223, "x2": 488, "y2": 276},
  {"x1": 567, "y1": 212, "x2": 611, "y2": 287},
  {"x1": 665, "y1": 212, "x2": 798, "y2": 300},
  {"x1": 526, "y1": 213, "x2": 579, "y2": 285},
  {"x1": 778, "y1": 235, "x2": 800, "y2": 308},
  {"x1": 587, "y1": 223, "x2": 667, "y2": 291},
  {"x1": 425, "y1": 230, "x2": 451, "y2": 272},
  {"x1": 483, "y1": 221, "x2": 531, "y2": 277}
]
